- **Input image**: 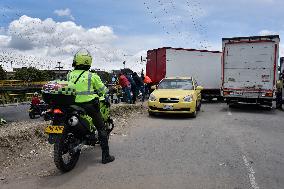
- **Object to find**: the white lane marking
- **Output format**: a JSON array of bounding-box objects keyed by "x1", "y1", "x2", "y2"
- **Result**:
[
  {"x1": 242, "y1": 155, "x2": 260, "y2": 189},
  {"x1": 227, "y1": 111, "x2": 232, "y2": 116}
]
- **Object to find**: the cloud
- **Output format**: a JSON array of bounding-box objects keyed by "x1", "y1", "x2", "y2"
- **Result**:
[
  {"x1": 54, "y1": 8, "x2": 75, "y2": 21},
  {"x1": 0, "y1": 15, "x2": 145, "y2": 71},
  {"x1": 258, "y1": 29, "x2": 278, "y2": 36}
]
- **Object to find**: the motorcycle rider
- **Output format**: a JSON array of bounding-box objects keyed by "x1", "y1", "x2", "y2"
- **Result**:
[
  {"x1": 31, "y1": 92, "x2": 41, "y2": 113},
  {"x1": 32, "y1": 92, "x2": 40, "y2": 106},
  {"x1": 67, "y1": 49, "x2": 115, "y2": 164}
]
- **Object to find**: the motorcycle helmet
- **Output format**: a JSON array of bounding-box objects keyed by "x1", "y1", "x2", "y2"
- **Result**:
[{"x1": 72, "y1": 49, "x2": 92, "y2": 67}]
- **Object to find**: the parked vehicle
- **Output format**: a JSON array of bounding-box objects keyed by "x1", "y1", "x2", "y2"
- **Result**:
[
  {"x1": 222, "y1": 35, "x2": 280, "y2": 108},
  {"x1": 146, "y1": 47, "x2": 222, "y2": 101},
  {"x1": 276, "y1": 57, "x2": 284, "y2": 108},
  {"x1": 148, "y1": 77, "x2": 203, "y2": 117},
  {"x1": 42, "y1": 81, "x2": 114, "y2": 172}
]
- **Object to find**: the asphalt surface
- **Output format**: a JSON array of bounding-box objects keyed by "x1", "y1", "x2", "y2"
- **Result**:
[
  {"x1": 2, "y1": 103, "x2": 284, "y2": 189},
  {"x1": 0, "y1": 104, "x2": 42, "y2": 122}
]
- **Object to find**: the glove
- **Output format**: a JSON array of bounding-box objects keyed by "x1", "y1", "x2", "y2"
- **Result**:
[{"x1": 104, "y1": 95, "x2": 111, "y2": 107}]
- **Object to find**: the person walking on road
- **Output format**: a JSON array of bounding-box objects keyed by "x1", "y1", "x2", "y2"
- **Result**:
[
  {"x1": 144, "y1": 75, "x2": 152, "y2": 98},
  {"x1": 126, "y1": 74, "x2": 137, "y2": 103},
  {"x1": 118, "y1": 72, "x2": 132, "y2": 103},
  {"x1": 132, "y1": 72, "x2": 145, "y2": 102}
]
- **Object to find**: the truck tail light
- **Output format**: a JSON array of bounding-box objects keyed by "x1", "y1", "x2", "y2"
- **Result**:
[
  {"x1": 223, "y1": 91, "x2": 231, "y2": 96},
  {"x1": 264, "y1": 92, "x2": 273, "y2": 97}
]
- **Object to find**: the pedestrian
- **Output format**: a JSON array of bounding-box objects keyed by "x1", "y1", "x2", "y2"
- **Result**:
[
  {"x1": 144, "y1": 75, "x2": 152, "y2": 98},
  {"x1": 118, "y1": 72, "x2": 132, "y2": 103},
  {"x1": 126, "y1": 74, "x2": 137, "y2": 103},
  {"x1": 132, "y1": 72, "x2": 145, "y2": 102}
]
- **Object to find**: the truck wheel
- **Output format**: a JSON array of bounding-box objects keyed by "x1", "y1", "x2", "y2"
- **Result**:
[
  {"x1": 276, "y1": 100, "x2": 282, "y2": 109},
  {"x1": 228, "y1": 104, "x2": 236, "y2": 108},
  {"x1": 217, "y1": 97, "x2": 224, "y2": 102}
]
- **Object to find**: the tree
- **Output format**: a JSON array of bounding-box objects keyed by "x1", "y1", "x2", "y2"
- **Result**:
[
  {"x1": 14, "y1": 67, "x2": 54, "y2": 81},
  {"x1": 0, "y1": 65, "x2": 7, "y2": 80},
  {"x1": 91, "y1": 70, "x2": 111, "y2": 84}
]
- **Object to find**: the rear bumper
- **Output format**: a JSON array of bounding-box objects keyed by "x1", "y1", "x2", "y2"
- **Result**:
[{"x1": 224, "y1": 96, "x2": 273, "y2": 105}]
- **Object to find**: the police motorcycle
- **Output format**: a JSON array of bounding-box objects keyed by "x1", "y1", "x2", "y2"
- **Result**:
[{"x1": 42, "y1": 81, "x2": 114, "y2": 172}]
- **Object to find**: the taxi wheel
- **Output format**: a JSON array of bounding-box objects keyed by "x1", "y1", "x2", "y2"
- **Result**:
[
  {"x1": 148, "y1": 111, "x2": 155, "y2": 116},
  {"x1": 196, "y1": 101, "x2": 201, "y2": 111},
  {"x1": 189, "y1": 105, "x2": 197, "y2": 118}
]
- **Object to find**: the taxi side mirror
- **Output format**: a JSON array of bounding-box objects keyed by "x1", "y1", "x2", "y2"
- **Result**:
[
  {"x1": 151, "y1": 85, "x2": 157, "y2": 90},
  {"x1": 196, "y1": 86, "x2": 203, "y2": 90}
]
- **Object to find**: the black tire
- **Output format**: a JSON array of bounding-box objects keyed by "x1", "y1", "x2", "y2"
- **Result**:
[
  {"x1": 196, "y1": 101, "x2": 201, "y2": 111},
  {"x1": 148, "y1": 111, "x2": 155, "y2": 116},
  {"x1": 189, "y1": 103, "x2": 197, "y2": 118},
  {"x1": 54, "y1": 134, "x2": 81, "y2": 172},
  {"x1": 29, "y1": 112, "x2": 35, "y2": 119},
  {"x1": 228, "y1": 103, "x2": 236, "y2": 108},
  {"x1": 217, "y1": 97, "x2": 224, "y2": 102}
]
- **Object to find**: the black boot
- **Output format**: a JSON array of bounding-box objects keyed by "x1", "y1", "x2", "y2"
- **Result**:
[
  {"x1": 102, "y1": 150, "x2": 115, "y2": 164},
  {"x1": 99, "y1": 130, "x2": 115, "y2": 164}
]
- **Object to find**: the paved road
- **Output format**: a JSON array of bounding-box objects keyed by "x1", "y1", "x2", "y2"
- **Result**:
[
  {"x1": 3, "y1": 103, "x2": 284, "y2": 189},
  {"x1": 0, "y1": 104, "x2": 43, "y2": 122}
]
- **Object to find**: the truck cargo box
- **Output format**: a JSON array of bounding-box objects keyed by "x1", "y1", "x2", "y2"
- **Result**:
[
  {"x1": 146, "y1": 47, "x2": 222, "y2": 100},
  {"x1": 222, "y1": 35, "x2": 280, "y2": 107}
]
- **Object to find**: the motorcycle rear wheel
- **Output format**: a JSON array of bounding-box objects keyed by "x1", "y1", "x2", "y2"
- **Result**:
[{"x1": 54, "y1": 133, "x2": 81, "y2": 172}]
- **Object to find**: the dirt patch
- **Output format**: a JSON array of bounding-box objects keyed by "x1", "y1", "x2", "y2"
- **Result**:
[{"x1": 0, "y1": 103, "x2": 147, "y2": 183}]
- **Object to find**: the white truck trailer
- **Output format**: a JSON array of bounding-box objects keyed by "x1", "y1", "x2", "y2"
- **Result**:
[
  {"x1": 222, "y1": 35, "x2": 280, "y2": 107},
  {"x1": 146, "y1": 47, "x2": 222, "y2": 100}
]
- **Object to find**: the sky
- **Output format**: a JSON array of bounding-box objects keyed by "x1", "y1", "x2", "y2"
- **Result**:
[{"x1": 0, "y1": 0, "x2": 283, "y2": 71}]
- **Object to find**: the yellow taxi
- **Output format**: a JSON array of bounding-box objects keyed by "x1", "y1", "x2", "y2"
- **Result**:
[{"x1": 148, "y1": 77, "x2": 203, "y2": 117}]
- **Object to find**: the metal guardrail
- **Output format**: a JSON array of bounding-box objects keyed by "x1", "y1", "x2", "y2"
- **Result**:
[{"x1": 0, "y1": 80, "x2": 48, "y2": 87}]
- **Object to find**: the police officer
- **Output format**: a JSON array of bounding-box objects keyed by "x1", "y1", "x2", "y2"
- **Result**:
[{"x1": 67, "y1": 49, "x2": 115, "y2": 164}]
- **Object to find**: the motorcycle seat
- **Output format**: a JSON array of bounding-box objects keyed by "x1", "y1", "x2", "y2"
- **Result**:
[{"x1": 70, "y1": 105, "x2": 87, "y2": 114}]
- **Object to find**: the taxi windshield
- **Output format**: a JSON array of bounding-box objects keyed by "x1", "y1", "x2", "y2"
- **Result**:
[{"x1": 158, "y1": 79, "x2": 193, "y2": 90}]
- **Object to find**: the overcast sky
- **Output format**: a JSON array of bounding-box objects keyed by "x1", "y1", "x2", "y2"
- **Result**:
[{"x1": 0, "y1": 0, "x2": 283, "y2": 71}]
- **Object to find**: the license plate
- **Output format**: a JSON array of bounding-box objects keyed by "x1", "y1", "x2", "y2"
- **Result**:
[
  {"x1": 233, "y1": 91, "x2": 243, "y2": 96},
  {"x1": 45, "y1": 126, "x2": 64, "y2": 134},
  {"x1": 163, "y1": 105, "x2": 173, "y2": 110}
]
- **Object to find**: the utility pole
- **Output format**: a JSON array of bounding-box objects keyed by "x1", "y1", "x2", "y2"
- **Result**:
[
  {"x1": 123, "y1": 61, "x2": 126, "y2": 69},
  {"x1": 55, "y1": 61, "x2": 63, "y2": 80},
  {"x1": 55, "y1": 61, "x2": 63, "y2": 71}
]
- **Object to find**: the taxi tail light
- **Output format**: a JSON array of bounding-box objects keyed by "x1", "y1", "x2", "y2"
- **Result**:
[{"x1": 53, "y1": 109, "x2": 63, "y2": 114}]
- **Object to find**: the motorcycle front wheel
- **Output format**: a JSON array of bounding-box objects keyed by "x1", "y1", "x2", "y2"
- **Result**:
[
  {"x1": 54, "y1": 133, "x2": 81, "y2": 172},
  {"x1": 29, "y1": 111, "x2": 35, "y2": 119}
]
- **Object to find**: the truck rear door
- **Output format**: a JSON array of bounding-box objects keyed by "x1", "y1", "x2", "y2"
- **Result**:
[{"x1": 223, "y1": 42, "x2": 276, "y2": 92}]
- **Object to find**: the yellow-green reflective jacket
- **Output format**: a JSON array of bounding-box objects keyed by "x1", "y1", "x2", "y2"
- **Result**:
[{"x1": 67, "y1": 70, "x2": 108, "y2": 103}]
